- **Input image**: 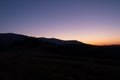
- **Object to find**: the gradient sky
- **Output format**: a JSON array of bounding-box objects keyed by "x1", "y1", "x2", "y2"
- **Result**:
[{"x1": 0, "y1": 0, "x2": 120, "y2": 45}]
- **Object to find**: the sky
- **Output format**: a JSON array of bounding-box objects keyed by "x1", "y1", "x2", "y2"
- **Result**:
[{"x1": 0, "y1": 0, "x2": 120, "y2": 45}]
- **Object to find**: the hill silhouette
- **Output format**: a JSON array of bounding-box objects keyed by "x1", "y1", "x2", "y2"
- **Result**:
[
  {"x1": 0, "y1": 33, "x2": 90, "y2": 46},
  {"x1": 0, "y1": 33, "x2": 120, "y2": 56},
  {"x1": 0, "y1": 33, "x2": 120, "y2": 80}
]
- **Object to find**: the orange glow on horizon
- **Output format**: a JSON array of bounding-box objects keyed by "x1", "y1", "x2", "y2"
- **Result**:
[
  {"x1": 54, "y1": 36, "x2": 120, "y2": 46},
  {"x1": 35, "y1": 33, "x2": 120, "y2": 46},
  {"x1": 78, "y1": 37, "x2": 120, "y2": 46},
  {"x1": 82, "y1": 40, "x2": 120, "y2": 46}
]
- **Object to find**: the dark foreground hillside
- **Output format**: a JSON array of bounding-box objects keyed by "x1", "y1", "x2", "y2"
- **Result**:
[
  {"x1": 0, "y1": 49, "x2": 120, "y2": 80},
  {"x1": 0, "y1": 33, "x2": 120, "y2": 80}
]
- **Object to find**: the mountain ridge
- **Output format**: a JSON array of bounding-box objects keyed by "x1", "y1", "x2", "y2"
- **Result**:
[
  {"x1": 0, "y1": 33, "x2": 120, "y2": 47},
  {"x1": 0, "y1": 33, "x2": 120, "y2": 58},
  {"x1": 0, "y1": 33, "x2": 91, "y2": 46}
]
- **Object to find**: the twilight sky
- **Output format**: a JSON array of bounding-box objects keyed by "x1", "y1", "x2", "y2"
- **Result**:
[{"x1": 0, "y1": 0, "x2": 120, "y2": 45}]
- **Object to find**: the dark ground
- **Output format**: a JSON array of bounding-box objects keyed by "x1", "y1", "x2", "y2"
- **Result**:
[
  {"x1": 0, "y1": 49, "x2": 120, "y2": 80},
  {"x1": 0, "y1": 33, "x2": 120, "y2": 80}
]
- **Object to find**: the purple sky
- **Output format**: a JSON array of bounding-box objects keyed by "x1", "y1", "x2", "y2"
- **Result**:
[{"x1": 0, "y1": 0, "x2": 120, "y2": 45}]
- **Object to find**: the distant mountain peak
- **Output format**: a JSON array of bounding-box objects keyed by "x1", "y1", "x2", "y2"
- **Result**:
[
  {"x1": 0, "y1": 33, "x2": 90, "y2": 46},
  {"x1": 0, "y1": 33, "x2": 28, "y2": 46},
  {"x1": 0, "y1": 33, "x2": 27, "y2": 37}
]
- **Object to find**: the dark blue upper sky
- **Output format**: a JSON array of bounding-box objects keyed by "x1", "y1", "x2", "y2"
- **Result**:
[{"x1": 0, "y1": 0, "x2": 120, "y2": 45}]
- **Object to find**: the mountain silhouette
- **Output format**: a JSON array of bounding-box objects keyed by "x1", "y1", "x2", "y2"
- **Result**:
[
  {"x1": 0, "y1": 33, "x2": 120, "y2": 56},
  {"x1": 0, "y1": 33, "x2": 91, "y2": 47},
  {"x1": 0, "y1": 33, "x2": 120, "y2": 57},
  {"x1": 39, "y1": 37, "x2": 89, "y2": 45},
  {"x1": 0, "y1": 33, "x2": 28, "y2": 46},
  {"x1": 0, "y1": 33, "x2": 120, "y2": 80}
]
